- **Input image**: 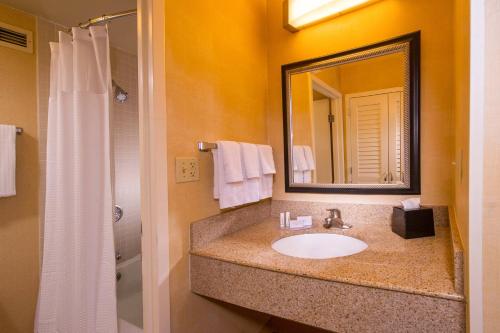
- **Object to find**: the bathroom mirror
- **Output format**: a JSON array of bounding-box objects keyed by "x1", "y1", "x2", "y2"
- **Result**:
[{"x1": 282, "y1": 32, "x2": 420, "y2": 194}]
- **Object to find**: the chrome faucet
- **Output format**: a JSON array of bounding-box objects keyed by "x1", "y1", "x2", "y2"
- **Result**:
[{"x1": 323, "y1": 209, "x2": 352, "y2": 229}]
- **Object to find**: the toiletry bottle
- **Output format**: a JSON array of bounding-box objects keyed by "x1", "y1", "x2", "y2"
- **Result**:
[
  {"x1": 285, "y1": 212, "x2": 290, "y2": 228},
  {"x1": 279, "y1": 213, "x2": 285, "y2": 229}
]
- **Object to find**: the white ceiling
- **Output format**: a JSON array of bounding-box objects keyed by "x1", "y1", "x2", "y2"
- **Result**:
[{"x1": 1, "y1": 0, "x2": 137, "y2": 54}]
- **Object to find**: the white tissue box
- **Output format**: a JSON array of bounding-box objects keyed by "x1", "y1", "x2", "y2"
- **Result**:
[
  {"x1": 297, "y1": 216, "x2": 312, "y2": 227},
  {"x1": 401, "y1": 198, "x2": 421, "y2": 211},
  {"x1": 289, "y1": 219, "x2": 304, "y2": 229}
]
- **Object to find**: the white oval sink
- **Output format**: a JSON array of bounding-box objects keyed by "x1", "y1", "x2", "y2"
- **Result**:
[{"x1": 271, "y1": 233, "x2": 367, "y2": 259}]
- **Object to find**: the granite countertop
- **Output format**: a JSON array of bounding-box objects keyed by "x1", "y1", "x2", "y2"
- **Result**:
[{"x1": 190, "y1": 218, "x2": 464, "y2": 301}]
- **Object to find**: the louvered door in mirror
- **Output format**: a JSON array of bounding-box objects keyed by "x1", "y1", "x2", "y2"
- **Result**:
[{"x1": 282, "y1": 32, "x2": 420, "y2": 194}]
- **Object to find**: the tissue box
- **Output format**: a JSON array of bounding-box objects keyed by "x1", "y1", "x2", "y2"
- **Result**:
[
  {"x1": 297, "y1": 216, "x2": 312, "y2": 227},
  {"x1": 391, "y1": 206, "x2": 435, "y2": 239}
]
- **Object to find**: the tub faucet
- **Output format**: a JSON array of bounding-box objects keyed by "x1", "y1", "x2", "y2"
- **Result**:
[{"x1": 323, "y1": 209, "x2": 352, "y2": 229}]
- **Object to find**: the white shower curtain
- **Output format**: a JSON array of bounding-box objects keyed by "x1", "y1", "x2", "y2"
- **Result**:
[{"x1": 36, "y1": 26, "x2": 117, "y2": 333}]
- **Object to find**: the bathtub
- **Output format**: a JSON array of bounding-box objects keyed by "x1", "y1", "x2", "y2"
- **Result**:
[{"x1": 117, "y1": 254, "x2": 143, "y2": 333}]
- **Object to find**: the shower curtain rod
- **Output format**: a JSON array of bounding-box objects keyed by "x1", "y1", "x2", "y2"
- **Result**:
[{"x1": 78, "y1": 9, "x2": 137, "y2": 29}]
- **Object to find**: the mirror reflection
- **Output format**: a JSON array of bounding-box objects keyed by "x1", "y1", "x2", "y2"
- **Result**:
[{"x1": 290, "y1": 51, "x2": 407, "y2": 185}]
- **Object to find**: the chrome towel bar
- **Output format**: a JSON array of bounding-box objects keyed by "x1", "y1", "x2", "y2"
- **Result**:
[{"x1": 198, "y1": 141, "x2": 217, "y2": 152}]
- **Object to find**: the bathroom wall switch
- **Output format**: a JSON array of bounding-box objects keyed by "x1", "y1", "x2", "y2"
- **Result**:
[{"x1": 175, "y1": 157, "x2": 200, "y2": 183}]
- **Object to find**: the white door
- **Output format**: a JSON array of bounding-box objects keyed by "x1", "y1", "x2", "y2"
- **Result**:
[
  {"x1": 349, "y1": 94, "x2": 389, "y2": 183},
  {"x1": 388, "y1": 91, "x2": 403, "y2": 182},
  {"x1": 347, "y1": 88, "x2": 404, "y2": 184}
]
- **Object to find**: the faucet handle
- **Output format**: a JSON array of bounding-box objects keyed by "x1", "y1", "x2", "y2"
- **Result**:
[{"x1": 326, "y1": 208, "x2": 341, "y2": 218}]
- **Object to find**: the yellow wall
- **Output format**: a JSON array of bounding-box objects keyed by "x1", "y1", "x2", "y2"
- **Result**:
[
  {"x1": 267, "y1": 0, "x2": 455, "y2": 205},
  {"x1": 0, "y1": 4, "x2": 38, "y2": 333},
  {"x1": 452, "y1": 0, "x2": 469, "y2": 254},
  {"x1": 314, "y1": 53, "x2": 405, "y2": 96},
  {"x1": 337, "y1": 53, "x2": 405, "y2": 95},
  {"x1": 451, "y1": 0, "x2": 470, "y2": 328},
  {"x1": 165, "y1": 0, "x2": 269, "y2": 331},
  {"x1": 290, "y1": 73, "x2": 313, "y2": 146},
  {"x1": 313, "y1": 67, "x2": 341, "y2": 91}
]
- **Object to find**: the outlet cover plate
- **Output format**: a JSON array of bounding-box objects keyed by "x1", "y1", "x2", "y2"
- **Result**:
[{"x1": 175, "y1": 157, "x2": 200, "y2": 183}]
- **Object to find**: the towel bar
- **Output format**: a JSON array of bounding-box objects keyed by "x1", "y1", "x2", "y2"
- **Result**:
[
  {"x1": 198, "y1": 141, "x2": 217, "y2": 152},
  {"x1": 16, "y1": 127, "x2": 23, "y2": 135}
]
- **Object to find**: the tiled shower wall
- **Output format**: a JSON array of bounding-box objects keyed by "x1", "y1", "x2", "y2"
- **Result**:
[
  {"x1": 110, "y1": 47, "x2": 141, "y2": 262},
  {"x1": 37, "y1": 18, "x2": 141, "y2": 262}
]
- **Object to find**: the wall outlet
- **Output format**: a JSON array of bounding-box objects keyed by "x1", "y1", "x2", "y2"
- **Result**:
[{"x1": 175, "y1": 157, "x2": 200, "y2": 183}]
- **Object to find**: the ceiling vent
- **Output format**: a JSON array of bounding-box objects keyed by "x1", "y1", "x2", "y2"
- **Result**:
[{"x1": 0, "y1": 21, "x2": 33, "y2": 53}]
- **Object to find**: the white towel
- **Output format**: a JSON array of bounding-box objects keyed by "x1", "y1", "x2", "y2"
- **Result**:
[
  {"x1": 259, "y1": 174, "x2": 273, "y2": 199},
  {"x1": 303, "y1": 170, "x2": 312, "y2": 183},
  {"x1": 257, "y1": 145, "x2": 276, "y2": 174},
  {"x1": 0, "y1": 125, "x2": 16, "y2": 197},
  {"x1": 212, "y1": 142, "x2": 253, "y2": 209},
  {"x1": 212, "y1": 149, "x2": 220, "y2": 199},
  {"x1": 292, "y1": 146, "x2": 308, "y2": 184},
  {"x1": 218, "y1": 141, "x2": 244, "y2": 183},
  {"x1": 303, "y1": 146, "x2": 316, "y2": 171},
  {"x1": 257, "y1": 145, "x2": 275, "y2": 199},
  {"x1": 240, "y1": 142, "x2": 260, "y2": 203},
  {"x1": 240, "y1": 143, "x2": 260, "y2": 178},
  {"x1": 293, "y1": 171, "x2": 304, "y2": 184},
  {"x1": 292, "y1": 146, "x2": 308, "y2": 171}
]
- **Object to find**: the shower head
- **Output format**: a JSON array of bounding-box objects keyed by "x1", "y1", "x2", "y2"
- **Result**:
[{"x1": 112, "y1": 80, "x2": 128, "y2": 103}]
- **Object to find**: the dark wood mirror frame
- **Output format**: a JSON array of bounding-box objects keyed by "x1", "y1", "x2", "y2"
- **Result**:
[{"x1": 281, "y1": 31, "x2": 421, "y2": 194}]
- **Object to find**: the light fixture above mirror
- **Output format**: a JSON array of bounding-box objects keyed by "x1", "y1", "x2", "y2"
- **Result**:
[{"x1": 284, "y1": 0, "x2": 381, "y2": 32}]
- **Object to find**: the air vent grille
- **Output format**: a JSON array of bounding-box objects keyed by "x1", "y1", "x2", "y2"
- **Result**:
[{"x1": 0, "y1": 21, "x2": 33, "y2": 53}]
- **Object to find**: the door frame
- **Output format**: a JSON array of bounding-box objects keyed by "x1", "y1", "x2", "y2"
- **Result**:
[
  {"x1": 137, "y1": 0, "x2": 169, "y2": 332},
  {"x1": 469, "y1": 0, "x2": 485, "y2": 331},
  {"x1": 310, "y1": 75, "x2": 345, "y2": 183},
  {"x1": 345, "y1": 87, "x2": 403, "y2": 183}
]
